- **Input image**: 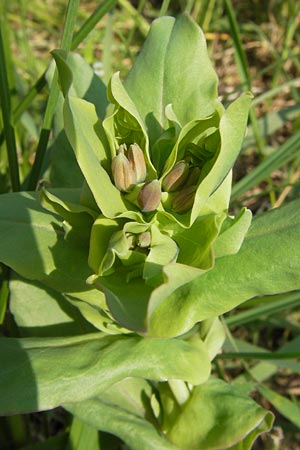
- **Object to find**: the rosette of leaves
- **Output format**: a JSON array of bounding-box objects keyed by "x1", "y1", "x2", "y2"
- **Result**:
[
  {"x1": 41, "y1": 14, "x2": 252, "y2": 337},
  {"x1": 2, "y1": 14, "x2": 300, "y2": 449}
]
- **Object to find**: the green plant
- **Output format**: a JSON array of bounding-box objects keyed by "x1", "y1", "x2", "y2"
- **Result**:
[{"x1": 0, "y1": 9, "x2": 299, "y2": 450}]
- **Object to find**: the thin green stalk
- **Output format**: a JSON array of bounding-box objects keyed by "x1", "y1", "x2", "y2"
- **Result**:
[
  {"x1": 0, "y1": 25, "x2": 20, "y2": 191},
  {"x1": 251, "y1": 77, "x2": 300, "y2": 107},
  {"x1": 224, "y1": 0, "x2": 264, "y2": 154},
  {"x1": 231, "y1": 130, "x2": 300, "y2": 200},
  {"x1": 102, "y1": 9, "x2": 114, "y2": 84},
  {"x1": 159, "y1": 0, "x2": 171, "y2": 17},
  {"x1": 0, "y1": 265, "x2": 9, "y2": 324},
  {"x1": 217, "y1": 352, "x2": 300, "y2": 360},
  {"x1": 168, "y1": 379, "x2": 191, "y2": 406},
  {"x1": 117, "y1": 0, "x2": 149, "y2": 37},
  {"x1": 71, "y1": 0, "x2": 117, "y2": 49},
  {"x1": 225, "y1": 292, "x2": 300, "y2": 327},
  {"x1": 123, "y1": 0, "x2": 147, "y2": 59},
  {"x1": 27, "y1": 0, "x2": 80, "y2": 190},
  {"x1": 271, "y1": 15, "x2": 300, "y2": 93}
]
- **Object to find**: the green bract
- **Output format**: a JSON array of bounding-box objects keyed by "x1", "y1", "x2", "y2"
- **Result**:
[{"x1": 44, "y1": 14, "x2": 252, "y2": 336}]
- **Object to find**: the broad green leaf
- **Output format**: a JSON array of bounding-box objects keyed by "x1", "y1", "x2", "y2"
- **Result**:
[
  {"x1": 93, "y1": 270, "x2": 153, "y2": 332},
  {"x1": 0, "y1": 192, "x2": 92, "y2": 293},
  {"x1": 166, "y1": 378, "x2": 274, "y2": 449},
  {"x1": 49, "y1": 131, "x2": 84, "y2": 188},
  {"x1": 147, "y1": 199, "x2": 300, "y2": 336},
  {"x1": 51, "y1": 50, "x2": 107, "y2": 120},
  {"x1": 124, "y1": 14, "x2": 219, "y2": 142},
  {"x1": 40, "y1": 188, "x2": 97, "y2": 242},
  {"x1": 0, "y1": 333, "x2": 210, "y2": 414},
  {"x1": 67, "y1": 396, "x2": 178, "y2": 450},
  {"x1": 63, "y1": 96, "x2": 127, "y2": 217},
  {"x1": 9, "y1": 274, "x2": 94, "y2": 337}
]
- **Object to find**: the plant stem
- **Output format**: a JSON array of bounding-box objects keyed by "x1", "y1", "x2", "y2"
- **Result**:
[
  {"x1": 168, "y1": 379, "x2": 191, "y2": 406},
  {"x1": 27, "y1": 0, "x2": 80, "y2": 190}
]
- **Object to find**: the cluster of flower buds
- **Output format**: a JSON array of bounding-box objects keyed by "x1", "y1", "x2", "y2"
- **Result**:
[
  {"x1": 162, "y1": 160, "x2": 201, "y2": 214},
  {"x1": 112, "y1": 143, "x2": 162, "y2": 213},
  {"x1": 112, "y1": 143, "x2": 147, "y2": 192}
]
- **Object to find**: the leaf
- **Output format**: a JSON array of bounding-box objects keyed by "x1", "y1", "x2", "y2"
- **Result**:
[
  {"x1": 174, "y1": 214, "x2": 223, "y2": 268},
  {"x1": 190, "y1": 92, "x2": 252, "y2": 224},
  {"x1": 9, "y1": 274, "x2": 94, "y2": 337},
  {"x1": 0, "y1": 191, "x2": 92, "y2": 293},
  {"x1": 0, "y1": 333, "x2": 211, "y2": 414},
  {"x1": 214, "y1": 207, "x2": 252, "y2": 258},
  {"x1": 48, "y1": 51, "x2": 108, "y2": 189},
  {"x1": 124, "y1": 14, "x2": 219, "y2": 142},
  {"x1": 147, "y1": 199, "x2": 300, "y2": 337},
  {"x1": 166, "y1": 378, "x2": 274, "y2": 449},
  {"x1": 40, "y1": 188, "x2": 97, "y2": 241},
  {"x1": 49, "y1": 131, "x2": 84, "y2": 188},
  {"x1": 63, "y1": 96, "x2": 127, "y2": 217},
  {"x1": 66, "y1": 396, "x2": 179, "y2": 450}
]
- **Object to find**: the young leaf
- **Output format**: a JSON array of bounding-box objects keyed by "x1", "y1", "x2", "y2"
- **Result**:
[{"x1": 124, "y1": 14, "x2": 219, "y2": 142}]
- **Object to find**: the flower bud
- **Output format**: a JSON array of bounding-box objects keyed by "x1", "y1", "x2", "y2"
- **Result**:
[
  {"x1": 137, "y1": 231, "x2": 151, "y2": 248},
  {"x1": 128, "y1": 144, "x2": 147, "y2": 184},
  {"x1": 186, "y1": 166, "x2": 201, "y2": 187},
  {"x1": 138, "y1": 180, "x2": 161, "y2": 212},
  {"x1": 162, "y1": 160, "x2": 189, "y2": 192},
  {"x1": 112, "y1": 152, "x2": 136, "y2": 192},
  {"x1": 171, "y1": 186, "x2": 196, "y2": 214}
]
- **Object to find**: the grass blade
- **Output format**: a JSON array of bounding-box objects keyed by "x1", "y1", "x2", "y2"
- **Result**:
[
  {"x1": 0, "y1": 25, "x2": 20, "y2": 191},
  {"x1": 231, "y1": 130, "x2": 300, "y2": 200},
  {"x1": 258, "y1": 385, "x2": 300, "y2": 429},
  {"x1": 224, "y1": 0, "x2": 264, "y2": 154},
  {"x1": 0, "y1": 0, "x2": 118, "y2": 157},
  {"x1": 217, "y1": 352, "x2": 300, "y2": 360},
  {"x1": 225, "y1": 291, "x2": 300, "y2": 327}
]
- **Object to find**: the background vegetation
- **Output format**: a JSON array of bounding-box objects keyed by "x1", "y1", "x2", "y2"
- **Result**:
[{"x1": 0, "y1": 0, "x2": 299, "y2": 448}]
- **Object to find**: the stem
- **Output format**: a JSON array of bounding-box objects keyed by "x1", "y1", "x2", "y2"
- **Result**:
[
  {"x1": 27, "y1": 0, "x2": 80, "y2": 190},
  {"x1": 168, "y1": 379, "x2": 191, "y2": 406}
]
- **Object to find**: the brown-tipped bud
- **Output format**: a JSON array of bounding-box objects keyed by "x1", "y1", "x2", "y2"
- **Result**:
[
  {"x1": 171, "y1": 186, "x2": 196, "y2": 214},
  {"x1": 111, "y1": 152, "x2": 136, "y2": 192},
  {"x1": 162, "y1": 160, "x2": 189, "y2": 192},
  {"x1": 128, "y1": 144, "x2": 147, "y2": 184},
  {"x1": 186, "y1": 166, "x2": 201, "y2": 187},
  {"x1": 138, "y1": 180, "x2": 161, "y2": 212},
  {"x1": 137, "y1": 231, "x2": 151, "y2": 248}
]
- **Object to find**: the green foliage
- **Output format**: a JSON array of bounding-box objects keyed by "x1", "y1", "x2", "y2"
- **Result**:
[{"x1": 1, "y1": 2, "x2": 300, "y2": 449}]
